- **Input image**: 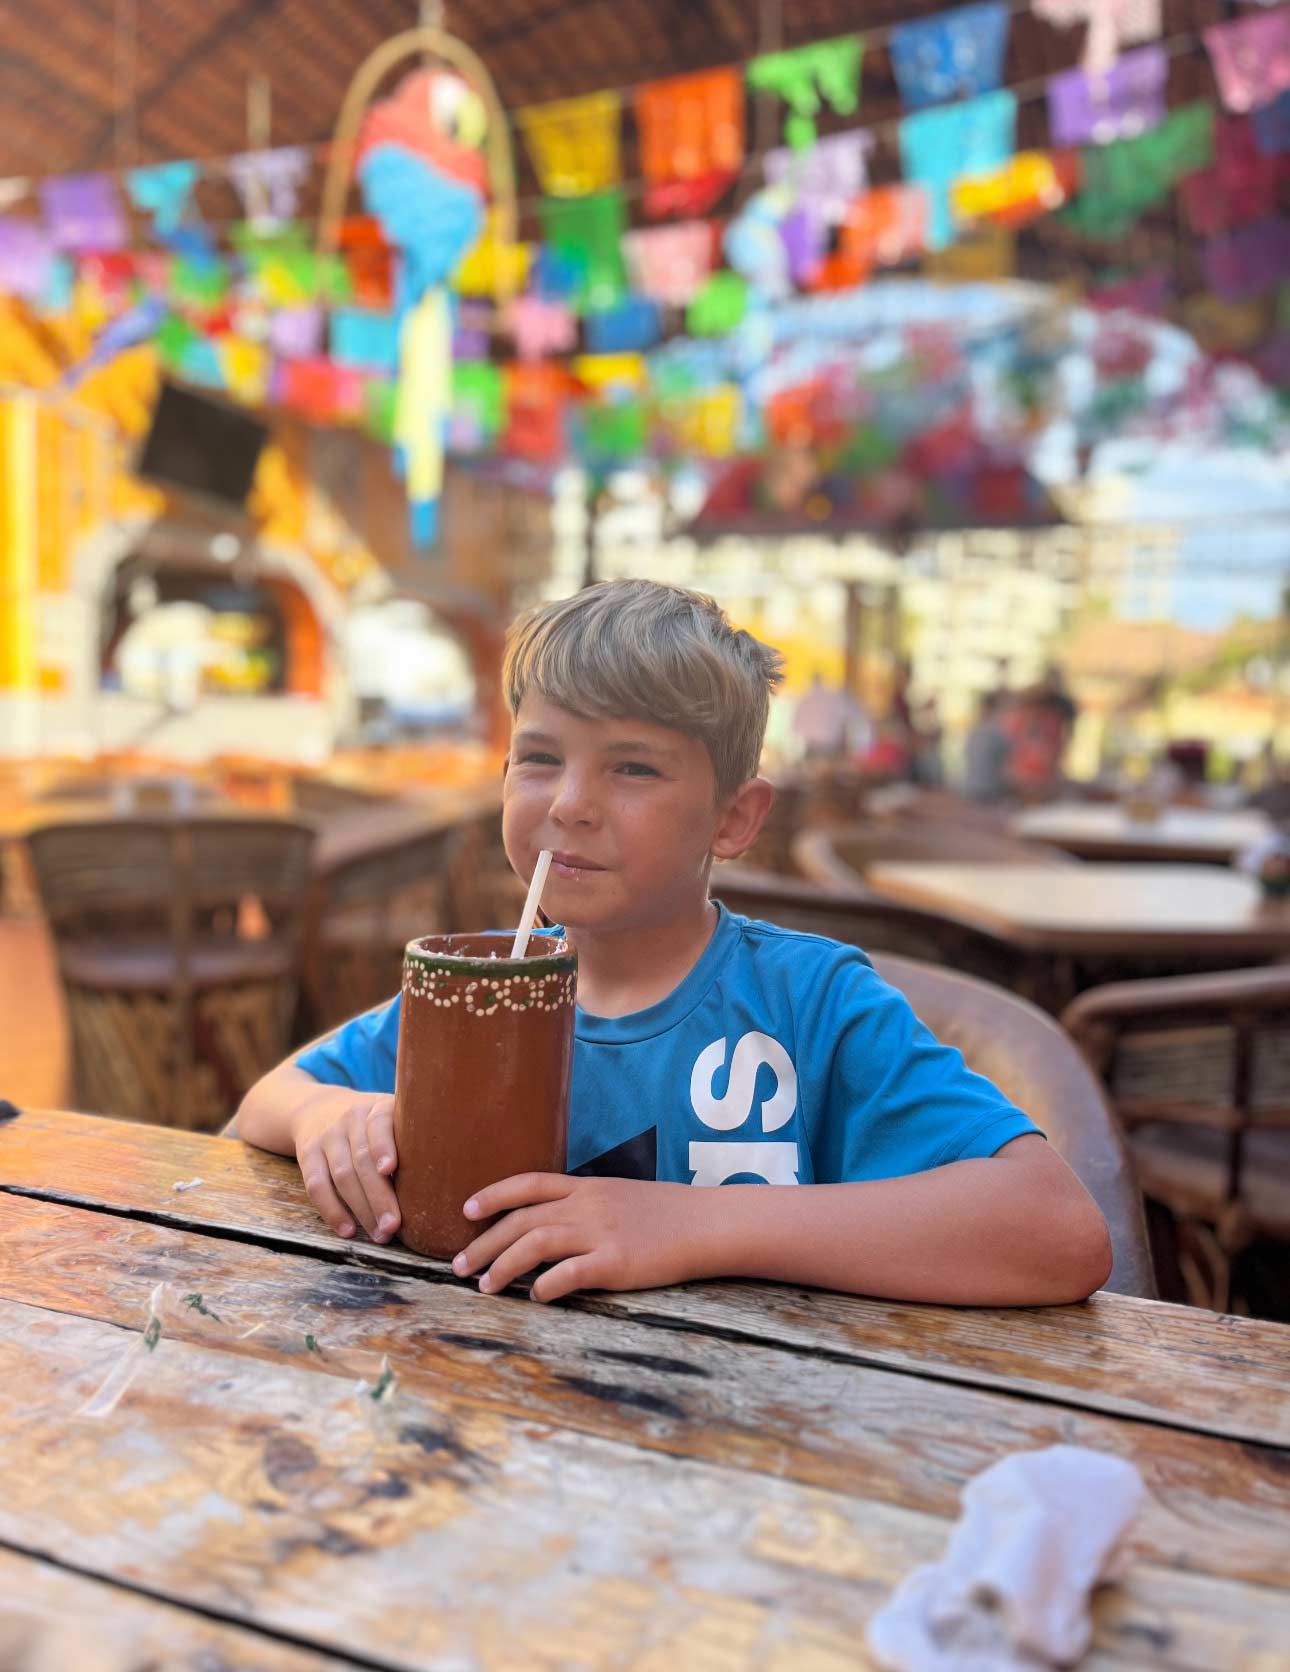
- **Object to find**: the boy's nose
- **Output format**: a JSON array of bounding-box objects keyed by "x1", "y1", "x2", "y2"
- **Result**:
[{"x1": 548, "y1": 774, "x2": 599, "y2": 824}]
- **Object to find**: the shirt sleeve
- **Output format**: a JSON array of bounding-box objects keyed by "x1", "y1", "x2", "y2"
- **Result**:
[
  {"x1": 812, "y1": 954, "x2": 1039, "y2": 1182},
  {"x1": 294, "y1": 995, "x2": 402, "y2": 1094}
]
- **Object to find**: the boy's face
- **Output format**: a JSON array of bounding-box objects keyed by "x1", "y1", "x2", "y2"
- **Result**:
[{"x1": 502, "y1": 694, "x2": 731, "y2": 933}]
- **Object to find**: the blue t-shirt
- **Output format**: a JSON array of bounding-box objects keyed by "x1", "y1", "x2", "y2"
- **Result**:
[{"x1": 295, "y1": 905, "x2": 1038, "y2": 1186}]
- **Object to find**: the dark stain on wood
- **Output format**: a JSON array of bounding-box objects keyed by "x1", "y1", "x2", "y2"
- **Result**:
[
  {"x1": 366, "y1": 1472, "x2": 412, "y2": 1500},
  {"x1": 299, "y1": 1268, "x2": 412, "y2": 1311},
  {"x1": 556, "y1": 1375, "x2": 687, "y2": 1422},
  {"x1": 1118, "y1": 1619, "x2": 1175, "y2": 1652},
  {"x1": 399, "y1": 1422, "x2": 484, "y2": 1479},
  {"x1": 276, "y1": 1526, "x2": 370, "y2": 1560},
  {"x1": 0, "y1": 1101, "x2": 21, "y2": 1126},
  {"x1": 262, "y1": 1433, "x2": 321, "y2": 1493},
  {"x1": 587, "y1": 1348, "x2": 710, "y2": 1379},
  {"x1": 436, "y1": 1331, "x2": 526, "y2": 1355}
]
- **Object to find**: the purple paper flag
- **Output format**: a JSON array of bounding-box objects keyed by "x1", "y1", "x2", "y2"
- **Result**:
[
  {"x1": 39, "y1": 173, "x2": 126, "y2": 252},
  {"x1": 269, "y1": 305, "x2": 324, "y2": 358},
  {"x1": 765, "y1": 130, "x2": 874, "y2": 224},
  {"x1": 1202, "y1": 216, "x2": 1290, "y2": 300},
  {"x1": 1048, "y1": 45, "x2": 1167, "y2": 147},
  {"x1": 0, "y1": 217, "x2": 55, "y2": 299},
  {"x1": 228, "y1": 146, "x2": 312, "y2": 230}
]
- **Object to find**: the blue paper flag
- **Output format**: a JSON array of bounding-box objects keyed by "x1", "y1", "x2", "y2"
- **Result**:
[
  {"x1": 330, "y1": 307, "x2": 401, "y2": 372},
  {"x1": 900, "y1": 90, "x2": 1017, "y2": 248},
  {"x1": 585, "y1": 296, "x2": 662, "y2": 353},
  {"x1": 890, "y1": 3, "x2": 1010, "y2": 112},
  {"x1": 127, "y1": 162, "x2": 200, "y2": 236}
]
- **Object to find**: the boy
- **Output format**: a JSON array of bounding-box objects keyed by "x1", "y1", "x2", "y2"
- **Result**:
[{"x1": 236, "y1": 580, "x2": 1111, "y2": 1306}]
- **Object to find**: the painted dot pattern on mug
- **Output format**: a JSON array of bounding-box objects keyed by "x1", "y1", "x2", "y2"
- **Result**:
[{"x1": 403, "y1": 965, "x2": 577, "y2": 1016}]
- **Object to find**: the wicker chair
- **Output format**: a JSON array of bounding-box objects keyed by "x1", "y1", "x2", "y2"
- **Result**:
[
  {"x1": 26, "y1": 816, "x2": 315, "y2": 1131},
  {"x1": 712, "y1": 860, "x2": 1153, "y2": 1296},
  {"x1": 305, "y1": 822, "x2": 459, "y2": 1033},
  {"x1": 1063, "y1": 965, "x2": 1290, "y2": 1313},
  {"x1": 794, "y1": 819, "x2": 1075, "y2": 890}
]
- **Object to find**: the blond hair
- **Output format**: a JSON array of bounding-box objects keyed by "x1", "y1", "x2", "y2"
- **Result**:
[{"x1": 503, "y1": 580, "x2": 785, "y2": 797}]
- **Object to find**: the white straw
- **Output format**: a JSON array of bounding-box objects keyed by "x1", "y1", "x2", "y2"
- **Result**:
[{"x1": 510, "y1": 849, "x2": 553, "y2": 960}]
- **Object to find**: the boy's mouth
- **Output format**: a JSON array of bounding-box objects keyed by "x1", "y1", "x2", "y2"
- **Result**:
[{"x1": 550, "y1": 852, "x2": 606, "y2": 878}]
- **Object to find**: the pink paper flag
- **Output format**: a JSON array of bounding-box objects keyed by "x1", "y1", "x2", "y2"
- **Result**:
[
  {"x1": 1047, "y1": 45, "x2": 1167, "y2": 147},
  {"x1": 1204, "y1": 11, "x2": 1290, "y2": 114},
  {"x1": 622, "y1": 221, "x2": 714, "y2": 306},
  {"x1": 510, "y1": 295, "x2": 577, "y2": 361},
  {"x1": 39, "y1": 173, "x2": 126, "y2": 252}
]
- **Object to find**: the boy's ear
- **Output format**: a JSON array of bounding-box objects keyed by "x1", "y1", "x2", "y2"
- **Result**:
[{"x1": 711, "y1": 777, "x2": 776, "y2": 863}]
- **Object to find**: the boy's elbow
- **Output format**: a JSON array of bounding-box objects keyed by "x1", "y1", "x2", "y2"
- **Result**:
[{"x1": 1050, "y1": 1197, "x2": 1114, "y2": 1303}]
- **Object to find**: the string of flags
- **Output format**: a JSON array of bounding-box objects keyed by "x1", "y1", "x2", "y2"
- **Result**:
[{"x1": 0, "y1": 0, "x2": 1285, "y2": 546}]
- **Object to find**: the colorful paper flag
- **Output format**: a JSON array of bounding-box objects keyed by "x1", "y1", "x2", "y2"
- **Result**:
[
  {"x1": 747, "y1": 35, "x2": 863, "y2": 150},
  {"x1": 1204, "y1": 10, "x2": 1290, "y2": 114},
  {"x1": 1202, "y1": 216, "x2": 1290, "y2": 301},
  {"x1": 890, "y1": 3, "x2": 1010, "y2": 111},
  {"x1": 635, "y1": 68, "x2": 744, "y2": 218},
  {"x1": 1179, "y1": 118, "x2": 1285, "y2": 237},
  {"x1": 1033, "y1": 0, "x2": 1161, "y2": 79},
  {"x1": 686, "y1": 272, "x2": 748, "y2": 336},
  {"x1": 128, "y1": 161, "x2": 200, "y2": 237},
  {"x1": 951, "y1": 151, "x2": 1080, "y2": 226},
  {"x1": 764, "y1": 130, "x2": 874, "y2": 225},
  {"x1": 228, "y1": 147, "x2": 313, "y2": 230},
  {"x1": 1061, "y1": 102, "x2": 1214, "y2": 240},
  {"x1": 1253, "y1": 91, "x2": 1290, "y2": 157},
  {"x1": 0, "y1": 217, "x2": 55, "y2": 300},
  {"x1": 39, "y1": 174, "x2": 126, "y2": 252},
  {"x1": 509, "y1": 295, "x2": 577, "y2": 361},
  {"x1": 1047, "y1": 45, "x2": 1167, "y2": 147},
  {"x1": 623, "y1": 220, "x2": 715, "y2": 307},
  {"x1": 585, "y1": 296, "x2": 662, "y2": 354},
  {"x1": 809, "y1": 186, "x2": 928, "y2": 288},
  {"x1": 900, "y1": 90, "x2": 1017, "y2": 249},
  {"x1": 518, "y1": 92, "x2": 621, "y2": 197},
  {"x1": 539, "y1": 191, "x2": 627, "y2": 314},
  {"x1": 330, "y1": 307, "x2": 401, "y2": 372}
]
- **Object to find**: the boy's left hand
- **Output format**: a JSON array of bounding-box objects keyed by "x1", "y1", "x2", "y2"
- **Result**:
[{"x1": 452, "y1": 1175, "x2": 704, "y2": 1302}]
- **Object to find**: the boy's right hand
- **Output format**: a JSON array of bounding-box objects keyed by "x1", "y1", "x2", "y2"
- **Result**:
[{"x1": 293, "y1": 1092, "x2": 400, "y2": 1244}]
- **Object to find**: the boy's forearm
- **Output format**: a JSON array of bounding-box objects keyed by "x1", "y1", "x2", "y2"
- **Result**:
[
  {"x1": 684, "y1": 1152, "x2": 1112, "y2": 1306},
  {"x1": 234, "y1": 1063, "x2": 330, "y2": 1157}
]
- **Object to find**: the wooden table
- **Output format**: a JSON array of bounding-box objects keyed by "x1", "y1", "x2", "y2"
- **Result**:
[
  {"x1": 1012, "y1": 803, "x2": 1275, "y2": 865},
  {"x1": 3, "y1": 1108, "x2": 1289, "y2": 1669},
  {"x1": 867, "y1": 863, "x2": 1290, "y2": 1010}
]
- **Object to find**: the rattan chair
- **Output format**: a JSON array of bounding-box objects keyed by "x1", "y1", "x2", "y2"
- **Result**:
[
  {"x1": 794, "y1": 819, "x2": 1075, "y2": 890},
  {"x1": 1063, "y1": 964, "x2": 1290, "y2": 1313},
  {"x1": 26, "y1": 816, "x2": 315, "y2": 1131},
  {"x1": 712, "y1": 859, "x2": 1153, "y2": 1296},
  {"x1": 305, "y1": 822, "x2": 459, "y2": 1033}
]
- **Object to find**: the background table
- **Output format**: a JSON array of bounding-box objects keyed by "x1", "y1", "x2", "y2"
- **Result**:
[
  {"x1": 2, "y1": 1108, "x2": 1289, "y2": 1669},
  {"x1": 1012, "y1": 803, "x2": 1275, "y2": 865},
  {"x1": 868, "y1": 860, "x2": 1290, "y2": 961}
]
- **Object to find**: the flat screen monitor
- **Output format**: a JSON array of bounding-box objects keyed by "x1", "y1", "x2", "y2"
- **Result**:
[{"x1": 136, "y1": 382, "x2": 268, "y2": 510}]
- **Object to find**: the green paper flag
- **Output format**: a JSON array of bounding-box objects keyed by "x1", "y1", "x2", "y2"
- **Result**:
[
  {"x1": 747, "y1": 35, "x2": 863, "y2": 149},
  {"x1": 539, "y1": 192, "x2": 627, "y2": 314},
  {"x1": 1061, "y1": 103, "x2": 1215, "y2": 242},
  {"x1": 687, "y1": 272, "x2": 748, "y2": 336}
]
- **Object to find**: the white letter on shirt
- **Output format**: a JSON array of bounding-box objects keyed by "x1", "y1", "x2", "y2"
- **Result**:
[
  {"x1": 688, "y1": 1141, "x2": 800, "y2": 1187},
  {"x1": 689, "y1": 1032, "x2": 798, "y2": 1132}
]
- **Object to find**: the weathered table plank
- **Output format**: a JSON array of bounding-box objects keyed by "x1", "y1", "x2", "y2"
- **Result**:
[
  {"x1": 3, "y1": 1299, "x2": 1287, "y2": 1671},
  {"x1": 5, "y1": 1193, "x2": 1288, "y2": 1597},
  {"x1": 0, "y1": 1548, "x2": 368, "y2": 1671},
  {"x1": 4, "y1": 1108, "x2": 1288, "y2": 1447}
]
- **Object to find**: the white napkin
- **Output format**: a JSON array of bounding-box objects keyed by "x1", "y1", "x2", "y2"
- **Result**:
[{"x1": 868, "y1": 1445, "x2": 1145, "y2": 1672}]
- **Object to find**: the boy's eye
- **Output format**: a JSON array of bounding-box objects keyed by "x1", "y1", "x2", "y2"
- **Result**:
[
  {"x1": 518, "y1": 752, "x2": 559, "y2": 766},
  {"x1": 616, "y1": 761, "x2": 659, "y2": 777}
]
